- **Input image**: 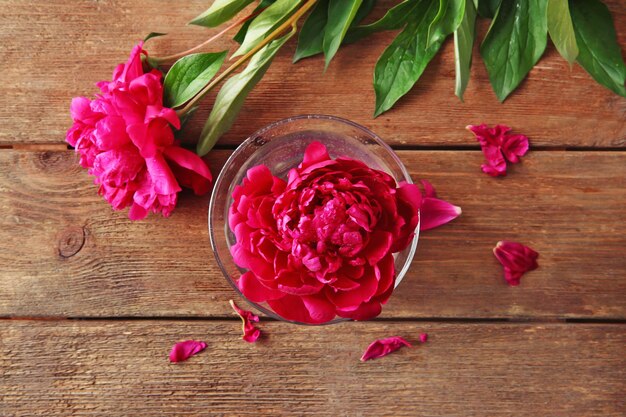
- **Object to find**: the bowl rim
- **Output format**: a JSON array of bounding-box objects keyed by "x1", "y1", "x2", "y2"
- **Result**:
[{"x1": 208, "y1": 114, "x2": 419, "y2": 325}]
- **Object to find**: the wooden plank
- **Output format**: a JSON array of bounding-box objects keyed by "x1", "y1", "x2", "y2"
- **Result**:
[
  {"x1": 0, "y1": 0, "x2": 625, "y2": 147},
  {"x1": 1, "y1": 149, "x2": 625, "y2": 319},
  {"x1": 0, "y1": 320, "x2": 624, "y2": 416}
]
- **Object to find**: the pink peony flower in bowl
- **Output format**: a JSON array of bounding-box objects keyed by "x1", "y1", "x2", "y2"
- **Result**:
[
  {"x1": 209, "y1": 115, "x2": 421, "y2": 325},
  {"x1": 67, "y1": 42, "x2": 212, "y2": 220}
]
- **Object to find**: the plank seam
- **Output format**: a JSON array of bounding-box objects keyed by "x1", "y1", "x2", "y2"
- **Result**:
[
  {"x1": 1, "y1": 144, "x2": 626, "y2": 152},
  {"x1": 1, "y1": 316, "x2": 625, "y2": 324}
]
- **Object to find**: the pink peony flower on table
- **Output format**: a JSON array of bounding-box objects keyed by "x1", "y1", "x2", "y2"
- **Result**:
[
  {"x1": 493, "y1": 241, "x2": 539, "y2": 286},
  {"x1": 466, "y1": 124, "x2": 529, "y2": 177},
  {"x1": 66, "y1": 42, "x2": 212, "y2": 220},
  {"x1": 229, "y1": 142, "x2": 421, "y2": 324},
  {"x1": 360, "y1": 336, "x2": 411, "y2": 361}
]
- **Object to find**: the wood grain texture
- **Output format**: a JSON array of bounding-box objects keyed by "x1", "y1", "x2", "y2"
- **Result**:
[
  {"x1": 0, "y1": 320, "x2": 624, "y2": 416},
  {"x1": 0, "y1": 0, "x2": 625, "y2": 147},
  {"x1": 1, "y1": 149, "x2": 624, "y2": 319}
]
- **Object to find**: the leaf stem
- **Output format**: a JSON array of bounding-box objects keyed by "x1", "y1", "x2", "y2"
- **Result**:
[
  {"x1": 152, "y1": 10, "x2": 261, "y2": 65},
  {"x1": 176, "y1": 0, "x2": 318, "y2": 118}
]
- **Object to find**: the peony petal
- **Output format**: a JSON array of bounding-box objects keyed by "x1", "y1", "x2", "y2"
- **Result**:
[
  {"x1": 420, "y1": 180, "x2": 436, "y2": 198},
  {"x1": 267, "y1": 295, "x2": 321, "y2": 324},
  {"x1": 230, "y1": 300, "x2": 261, "y2": 343},
  {"x1": 336, "y1": 300, "x2": 382, "y2": 321},
  {"x1": 146, "y1": 105, "x2": 181, "y2": 130},
  {"x1": 392, "y1": 182, "x2": 421, "y2": 252},
  {"x1": 246, "y1": 165, "x2": 275, "y2": 194},
  {"x1": 419, "y1": 181, "x2": 461, "y2": 231},
  {"x1": 480, "y1": 145, "x2": 507, "y2": 177},
  {"x1": 94, "y1": 116, "x2": 130, "y2": 150},
  {"x1": 360, "y1": 336, "x2": 411, "y2": 361},
  {"x1": 493, "y1": 241, "x2": 539, "y2": 286},
  {"x1": 466, "y1": 124, "x2": 511, "y2": 147},
  {"x1": 467, "y1": 124, "x2": 529, "y2": 176},
  {"x1": 419, "y1": 333, "x2": 428, "y2": 343},
  {"x1": 126, "y1": 123, "x2": 157, "y2": 158},
  {"x1": 144, "y1": 155, "x2": 181, "y2": 195},
  {"x1": 300, "y1": 141, "x2": 330, "y2": 169},
  {"x1": 374, "y1": 253, "x2": 396, "y2": 297},
  {"x1": 70, "y1": 96, "x2": 99, "y2": 124},
  {"x1": 231, "y1": 243, "x2": 275, "y2": 281},
  {"x1": 330, "y1": 275, "x2": 361, "y2": 291},
  {"x1": 237, "y1": 271, "x2": 284, "y2": 302},
  {"x1": 169, "y1": 340, "x2": 207, "y2": 363},
  {"x1": 277, "y1": 280, "x2": 323, "y2": 296},
  {"x1": 163, "y1": 146, "x2": 212, "y2": 195},
  {"x1": 328, "y1": 267, "x2": 378, "y2": 310},
  {"x1": 130, "y1": 75, "x2": 165, "y2": 108},
  {"x1": 301, "y1": 295, "x2": 336, "y2": 323},
  {"x1": 501, "y1": 133, "x2": 529, "y2": 163},
  {"x1": 128, "y1": 202, "x2": 149, "y2": 220},
  {"x1": 118, "y1": 42, "x2": 145, "y2": 83},
  {"x1": 362, "y1": 230, "x2": 393, "y2": 265}
]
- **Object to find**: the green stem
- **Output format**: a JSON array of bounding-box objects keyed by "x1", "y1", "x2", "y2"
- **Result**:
[
  {"x1": 152, "y1": 10, "x2": 260, "y2": 65},
  {"x1": 176, "y1": 0, "x2": 318, "y2": 118}
]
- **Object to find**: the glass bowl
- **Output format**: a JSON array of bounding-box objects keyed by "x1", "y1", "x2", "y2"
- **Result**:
[{"x1": 209, "y1": 115, "x2": 419, "y2": 324}]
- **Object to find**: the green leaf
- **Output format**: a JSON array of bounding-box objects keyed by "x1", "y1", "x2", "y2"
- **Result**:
[
  {"x1": 293, "y1": 0, "x2": 330, "y2": 63},
  {"x1": 233, "y1": 0, "x2": 300, "y2": 58},
  {"x1": 292, "y1": 0, "x2": 376, "y2": 63},
  {"x1": 233, "y1": 0, "x2": 277, "y2": 44},
  {"x1": 345, "y1": 0, "x2": 420, "y2": 44},
  {"x1": 476, "y1": 0, "x2": 501, "y2": 18},
  {"x1": 190, "y1": 0, "x2": 255, "y2": 28},
  {"x1": 373, "y1": 0, "x2": 444, "y2": 116},
  {"x1": 427, "y1": 0, "x2": 465, "y2": 47},
  {"x1": 569, "y1": 0, "x2": 626, "y2": 96},
  {"x1": 480, "y1": 0, "x2": 548, "y2": 102},
  {"x1": 353, "y1": 0, "x2": 377, "y2": 25},
  {"x1": 454, "y1": 0, "x2": 476, "y2": 101},
  {"x1": 323, "y1": 0, "x2": 363, "y2": 68},
  {"x1": 197, "y1": 32, "x2": 294, "y2": 156},
  {"x1": 143, "y1": 32, "x2": 166, "y2": 42},
  {"x1": 163, "y1": 52, "x2": 227, "y2": 108},
  {"x1": 233, "y1": 19, "x2": 252, "y2": 44},
  {"x1": 547, "y1": 0, "x2": 578, "y2": 65}
]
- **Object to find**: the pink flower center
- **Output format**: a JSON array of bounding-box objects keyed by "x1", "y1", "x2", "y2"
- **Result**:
[{"x1": 275, "y1": 186, "x2": 371, "y2": 281}]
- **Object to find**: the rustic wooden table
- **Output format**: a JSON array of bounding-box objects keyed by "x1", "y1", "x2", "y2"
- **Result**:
[{"x1": 1, "y1": 1, "x2": 625, "y2": 416}]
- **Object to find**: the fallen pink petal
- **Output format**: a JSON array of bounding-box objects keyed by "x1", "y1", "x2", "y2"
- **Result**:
[
  {"x1": 169, "y1": 340, "x2": 207, "y2": 363},
  {"x1": 419, "y1": 333, "x2": 428, "y2": 343},
  {"x1": 360, "y1": 336, "x2": 412, "y2": 362},
  {"x1": 466, "y1": 124, "x2": 529, "y2": 177},
  {"x1": 493, "y1": 241, "x2": 539, "y2": 286},
  {"x1": 419, "y1": 180, "x2": 461, "y2": 231},
  {"x1": 230, "y1": 300, "x2": 261, "y2": 343}
]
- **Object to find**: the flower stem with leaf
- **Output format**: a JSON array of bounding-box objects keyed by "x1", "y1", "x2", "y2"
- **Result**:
[{"x1": 177, "y1": 0, "x2": 318, "y2": 118}]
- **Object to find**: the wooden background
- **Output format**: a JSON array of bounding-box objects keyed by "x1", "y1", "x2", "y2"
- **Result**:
[{"x1": 1, "y1": 1, "x2": 625, "y2": 415}]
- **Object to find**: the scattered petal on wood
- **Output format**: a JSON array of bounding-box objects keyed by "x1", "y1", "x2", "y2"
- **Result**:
[
  {"x1": 466, "y1": 124, "x2": 529, "y2": 177},
  {"x1": 419, "y1": 333, "x2": 428, "y2": 343},
  {"x1": 169, "y1": 340, "x2": 207, "y2": 363},
  {"x1": 360, "y1": 336, "x2": 411, "y2": 362},
  {"x1": 230, "y1": 300, "x2": 261, "y2": 343},
  {"x1": 493, "y1": 241, "x2": 539, "y2": 286}
]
